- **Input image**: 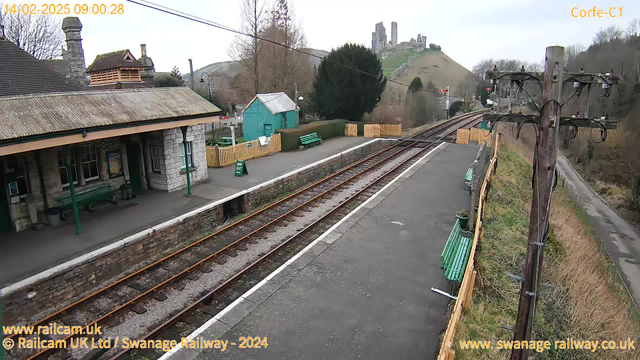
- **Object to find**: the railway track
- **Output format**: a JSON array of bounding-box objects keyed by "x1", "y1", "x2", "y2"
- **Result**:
[{"x1": 5, "y1": 112, "x2": 484, "y2": 360}]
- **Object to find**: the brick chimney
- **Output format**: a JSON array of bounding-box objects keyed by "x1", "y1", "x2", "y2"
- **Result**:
[
  {"x1": 139, "y1": 43, "x2": 155, "y2": 87},
  {"x1": 61, "y1": 17, "x2": 87, "y2": 86}
]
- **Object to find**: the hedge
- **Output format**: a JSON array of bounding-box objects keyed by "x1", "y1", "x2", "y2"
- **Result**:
[{"x1": 278, "y1": 119, "x2": 346, "y2": 151}]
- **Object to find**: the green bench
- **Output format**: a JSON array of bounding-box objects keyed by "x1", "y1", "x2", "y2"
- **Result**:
[
  {"x1": 441, "y1": 219, "x2": 472, "y2": 283},
  {"x1": 300, "y1": 132, "x2": 322, "y2": 147},
  {"x1": 56, "y1": 183, "x2": 117, "y2": 220},
  {"x1": 217, "y1": 137, "x2": 234, "y2": 147},
  {"x1": 464, "y1": 166, "x2": 473, "y2": 190}
]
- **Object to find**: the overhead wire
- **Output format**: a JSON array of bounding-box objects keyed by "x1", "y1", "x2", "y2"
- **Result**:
[{"x1": 126, "y1": 0, "x2": 456, "y2": 97}]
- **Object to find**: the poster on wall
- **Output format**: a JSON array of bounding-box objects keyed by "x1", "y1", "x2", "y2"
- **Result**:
[{"x1": 107, "y1": 151, "x2": 123, "y2": 179}]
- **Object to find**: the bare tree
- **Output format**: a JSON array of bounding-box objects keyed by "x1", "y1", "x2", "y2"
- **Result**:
[
  {"x1": 564, "y1": 44, "x2": 585, "y2": 70},
  {"x1": 495, "y1": 59, "x2": 525, "y2": 72},
  {"x1": 228, "y1": 0, "x2": 266, "y2": 98},
  {"x1": 456, "y1": 72, "x2": 479, "y2": 100},
  {"x1": 628, "y1": 18, "x2": 640, "y2": 38},
  {"x1": 472, "y1": 59, "x2": 494, "y2": 79},
  {"x1": 593, "y1": 25, "x2": 624, "y2": 45},
  {"x1": 525, "y1": 61, "x2": 544, "y2": 73},
  {"x1": 259, "y1": 0, "x2": 311, "y2": 98},
  {"x1": 0, "y1": 1, "x2": 64, "y2": 59}
]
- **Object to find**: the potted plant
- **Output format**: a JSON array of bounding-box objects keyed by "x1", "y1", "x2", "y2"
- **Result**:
[{"x1": 456, "y1": 209, "x2": 469, "y2": 228}]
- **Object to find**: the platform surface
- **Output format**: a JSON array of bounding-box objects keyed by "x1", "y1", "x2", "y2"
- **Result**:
[
  {"x1": 174, "y1": 143, "x2": 479, "y2": 360},
  {"x1": 0, "y1": 137, "x2": 372, "y2": 287}
]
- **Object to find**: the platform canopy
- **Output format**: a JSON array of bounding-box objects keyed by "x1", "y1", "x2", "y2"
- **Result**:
[{"x1": 0, "y1": 87, "x2": 221, "y2": 155}]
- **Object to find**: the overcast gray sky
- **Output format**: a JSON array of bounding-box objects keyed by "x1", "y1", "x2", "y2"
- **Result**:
[{"x1": 15, "y1": 0, "x2": 640, "y2": 72}]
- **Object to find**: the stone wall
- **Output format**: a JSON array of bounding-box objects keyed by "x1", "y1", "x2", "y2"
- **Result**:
[
  {"x1": 1, "y1": 139, "x2": 392, "y2": 323},
  {"x1": 2, "y1": 202, "x2": 224, "y2": 324},
  {"x1": 163, "y1": 124, "x2": 208, "y2": 192},
  {"x1": 244, "y1": 140, "x2": 391, "y2": 211},
  {"x1": 7, "y1": 138, "x2": 130, "y2": 231},
  {"x1": 6, "y1": 125, "x2": 208, "y2": 232}
]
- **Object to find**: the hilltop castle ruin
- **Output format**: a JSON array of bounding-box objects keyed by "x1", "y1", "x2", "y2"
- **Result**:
[{"x1": 371, "y1": 21, "x2": 426, "y2": 55}]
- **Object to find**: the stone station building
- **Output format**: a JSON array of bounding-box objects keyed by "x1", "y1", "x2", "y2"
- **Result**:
[{"x1": 0, "y1": 88, "x2": 220, "y2": 234}]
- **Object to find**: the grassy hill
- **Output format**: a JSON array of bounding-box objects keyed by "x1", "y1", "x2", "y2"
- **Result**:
[
  {"x1": 382, "y1": 49, "x2": 473, "y2": 95},
  {"x1": 184, "y1": 48, "x2": 329, "y2": 88}
]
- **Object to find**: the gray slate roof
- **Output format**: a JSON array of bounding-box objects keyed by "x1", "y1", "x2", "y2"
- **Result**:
[
  {"x1": 0, "y1": 87, "x2": 221, "y2": 142},
  {"x1": 41, "y1": 59, "x2": 71, "y2": 78},
  {"x1": 0, "y1": 39, "x2": 83, "y2": 97},
  {"x1": 246, "y1": 92, "x2": 298, "y2": 115}
]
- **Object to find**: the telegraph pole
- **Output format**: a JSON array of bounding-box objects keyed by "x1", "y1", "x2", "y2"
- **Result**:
[
  {"x1": 509, "y1": 46, "x2": 564, "y2": 360},
  {"x1": 484, "y1": 52, "x2": 620, "y2": 360}
]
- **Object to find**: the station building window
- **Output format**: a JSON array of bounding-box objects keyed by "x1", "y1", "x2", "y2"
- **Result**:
[
  {"x1": 7, "y1": 155, "x2": 30, "y2": 200},
  {"x1": 179, "y1": 142, "x2": 193, "y2": 170},
  {"x1": 80, "y1": 145, "x2": 100, "y2": 181},
  {"x1": 150, "y1": 145, "x2": 162, "y2": 173},
  {"x1": 57, "y1": 150, "x2": 78, "y2": 187}
]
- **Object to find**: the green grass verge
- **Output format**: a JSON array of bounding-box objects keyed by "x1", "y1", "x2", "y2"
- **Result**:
[{"x1": 453, "y1": 146, "x2": 639, "y2": 360}]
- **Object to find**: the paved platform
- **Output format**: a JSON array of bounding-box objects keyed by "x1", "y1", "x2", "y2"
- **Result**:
[
  {"x1": 169, "y1": 143, "x2": 479, "y2": 360},
  {"x1": 199, "y1": 136, "x2": 372, "y2": 196},
  {"x1": 0, "y1": 137, "x2": 373, "y2": 288}
]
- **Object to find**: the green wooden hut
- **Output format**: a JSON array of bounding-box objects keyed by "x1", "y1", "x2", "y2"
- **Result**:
[{"x1": 242, "y1": 92, "x2": 298, "y2": 141}]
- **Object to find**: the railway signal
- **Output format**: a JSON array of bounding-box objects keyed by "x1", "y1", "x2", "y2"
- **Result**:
[{"x1": 483, "y1": 46, "x2": 620, "y2": 360}]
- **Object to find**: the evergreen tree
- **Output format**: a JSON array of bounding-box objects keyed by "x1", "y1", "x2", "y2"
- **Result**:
[
  {"x1": 170, "y1": 66, "x2": 183, "y2": 80},
  {"x1": 408, "y1": 77, "x2": 423, "y2": 93},
  {"x1": 313, "y1": 43, "x2": 386, "y2": 121}
]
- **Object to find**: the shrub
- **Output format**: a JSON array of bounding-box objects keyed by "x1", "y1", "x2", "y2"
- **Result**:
[{"x1": 278, "y1": 119, "x2": 346, "y2": 151}]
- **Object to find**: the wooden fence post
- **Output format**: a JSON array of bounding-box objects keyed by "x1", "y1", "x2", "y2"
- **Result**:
[
  {"x1": 215, "y1": 145, "x2": 220, "y2": 168},
  {"x1": 462, "y1": 270, "x2": 477, "y2": 311}
]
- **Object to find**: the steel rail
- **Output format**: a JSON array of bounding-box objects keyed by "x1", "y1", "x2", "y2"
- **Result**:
[
  {"x1": 25, "y1": 130, "x2": 422, "y2": 360},
  {"x1": 17, "y1": 112, "x2": 481, "y2": 360},
  {"x1": 109, "y1": 113, "x2": 485, "y2": 360}
]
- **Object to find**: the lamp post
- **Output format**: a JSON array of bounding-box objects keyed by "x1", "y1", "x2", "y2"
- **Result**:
[
  {"x1": 294, "y1": 83, "x2": 303, "y2": 128},
  {"x1": 200, "y1": 72, "x2": 212, "y2": 103}
]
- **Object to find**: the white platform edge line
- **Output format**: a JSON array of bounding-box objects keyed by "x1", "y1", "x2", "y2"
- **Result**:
[
  {"x1": 1, "y1": 139, "x2": 394, "y2": 297},
  {"x1": 157, "y1": 142, "x2": 446, "y2": 360}
]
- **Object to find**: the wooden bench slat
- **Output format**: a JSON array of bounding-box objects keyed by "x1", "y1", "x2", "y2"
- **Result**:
[
  {"x1": 464, "y1": 167, "x2": 473, "y2": 182},
  {"x1": 300, "y1": 132, "x2": 322, "y2": 146},
  {"x1": 56, "y1": 183, "x2": 116, "y2": 213},
  {"x1": 442, "y1": 218, "x2": 473, "y2": 283}
]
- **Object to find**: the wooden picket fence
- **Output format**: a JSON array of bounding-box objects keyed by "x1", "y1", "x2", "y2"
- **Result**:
[
  {"x1": 469, "y1": 128, "x2": 491, "y2": 145},
  {"x1": 362, "y1": 124, "x2": 402, "y2": 138},
  {"x1": 379, "y1": 124, "x2": 402, "y2": 136},
  {"x1": 345, "y1": 123, "x2": 358, "y2": 137},
  {"x1": 206, "y1": 133, "x2": 281, "y2": 168},
  {"x1": 364, "y1": 124, "x2": 381, "y2": 138},
  {"x1": 437, "y1": 134, "x2": 500, "y2": 360},
  {"x1": 456, "y1": 129, "x2": 470, "y2": 144},
  {"x1": 457, "y1": 128, "x2": 492, "y2": 146}
]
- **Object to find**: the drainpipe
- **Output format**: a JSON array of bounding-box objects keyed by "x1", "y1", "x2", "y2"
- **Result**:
[
  {"x1": 36, "y1": 151, "x2": 49, "y2": 212},
  {"x1": 141, "y1": 134, "x2": 152, "y2": 190},
  {"x1": 64, "y1": 146, "x2": 82, "y2": 235},
  {"x1": 180, "y1": 126, "x2": 192, "y2": 196}
]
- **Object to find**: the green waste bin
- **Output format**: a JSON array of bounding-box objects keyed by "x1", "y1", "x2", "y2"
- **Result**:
[{"x1": 121, "y1": 184, "x2": 132, "y2": 200}]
